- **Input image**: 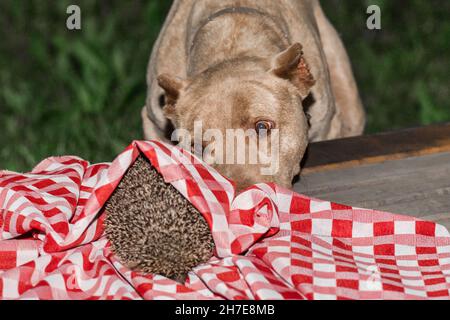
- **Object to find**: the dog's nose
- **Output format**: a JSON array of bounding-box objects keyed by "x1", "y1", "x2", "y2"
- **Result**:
[
  {"x1": 234, "y1": 179, "x2": 256, "y2": 194},
  {"x1": 235, "y1": 183, "x2": 249, "y2": 194},
  {"x1": 234, "y1": 178, "x2": 269, "y2": 194}
]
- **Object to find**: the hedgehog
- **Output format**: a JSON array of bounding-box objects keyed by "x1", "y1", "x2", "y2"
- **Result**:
[{"x1": 103, "y1": 154, "x2": 215, "y2": 283}]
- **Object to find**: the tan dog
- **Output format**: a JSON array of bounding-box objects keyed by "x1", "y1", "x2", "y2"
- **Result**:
[{"x1": 142, "y1": 0, "x2": 365, "y2": 192}]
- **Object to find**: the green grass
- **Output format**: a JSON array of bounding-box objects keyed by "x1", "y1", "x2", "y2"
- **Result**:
[
  {"x1": 322, "y1": 0, "x2": 450, "y2": 132},
  {"x1": 0, "y1": 0, "x2": 449, "y2": 172}
]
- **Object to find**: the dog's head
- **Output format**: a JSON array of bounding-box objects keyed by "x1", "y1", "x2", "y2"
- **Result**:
[{"x1": 158, "y1": 43, "x2": 315, "y2": 192}]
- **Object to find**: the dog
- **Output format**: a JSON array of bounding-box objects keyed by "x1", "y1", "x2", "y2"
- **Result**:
[{"x1": 142, "y1": 0, "x2": 365, "y2": 192}]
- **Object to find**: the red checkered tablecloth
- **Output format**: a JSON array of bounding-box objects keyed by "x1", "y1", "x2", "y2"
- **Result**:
[{"x1": 0, "y1": 140, "x2": 449, "y2": 300}]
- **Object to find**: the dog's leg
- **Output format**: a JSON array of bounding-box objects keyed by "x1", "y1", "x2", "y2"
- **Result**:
[{"x1": 312, "y1": 1, "x2": 366, "y2": 138}]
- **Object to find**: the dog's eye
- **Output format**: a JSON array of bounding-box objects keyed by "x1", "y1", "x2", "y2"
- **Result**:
[{"x1": 255, "y1": 120, "x2": 274, "y2": 135}]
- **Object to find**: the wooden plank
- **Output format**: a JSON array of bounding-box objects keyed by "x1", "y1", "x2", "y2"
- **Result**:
[
  {"x1": 302, "y1": 123, "x2": 450, "y2": 174},
  {"x1": 295, "y1": 152, "x2": 450, "y2": 230}
]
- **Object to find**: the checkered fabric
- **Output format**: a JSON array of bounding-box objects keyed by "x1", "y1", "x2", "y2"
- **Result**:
[{"x1": 1, "y1": 140, "x2": 449, "y2": 300}]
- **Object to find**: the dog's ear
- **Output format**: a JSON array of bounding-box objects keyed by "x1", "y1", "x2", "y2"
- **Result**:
[
  {"x1": 157, "y1": 74, "x2": 186, "y2": 120},
  {"x1": 270, "y1": 43, "x2": 315, "y2": 98}
]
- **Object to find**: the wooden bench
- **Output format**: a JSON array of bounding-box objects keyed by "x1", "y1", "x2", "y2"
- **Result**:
[{"x1": 295, "y1": 123, "x2": 450, "y2": 230}]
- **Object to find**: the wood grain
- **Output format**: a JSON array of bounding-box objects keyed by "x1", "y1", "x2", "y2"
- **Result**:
[
  {"x1": 302, "y1": 123, "x2": 450, "y2": 174},
  {"x1": 296, "y1": 152, "x2": 450, "y2": 230}
]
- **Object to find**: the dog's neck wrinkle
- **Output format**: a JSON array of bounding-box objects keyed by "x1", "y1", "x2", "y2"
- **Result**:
[
  {"x1": 190, "y1": 7, "x2": 291, "y2": 48},
  {"x1": 187, "y1": 7, "x2": 290, "y2": 77}
]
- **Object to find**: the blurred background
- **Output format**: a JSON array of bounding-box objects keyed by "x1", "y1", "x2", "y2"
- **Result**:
[{"x1": 0, "y1": 0, "x2": 449, "y2": 171}]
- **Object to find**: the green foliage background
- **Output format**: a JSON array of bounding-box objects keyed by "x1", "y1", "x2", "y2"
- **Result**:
[{"x1": 0, "y1": 0, "x2": 449, "y2": 171}]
